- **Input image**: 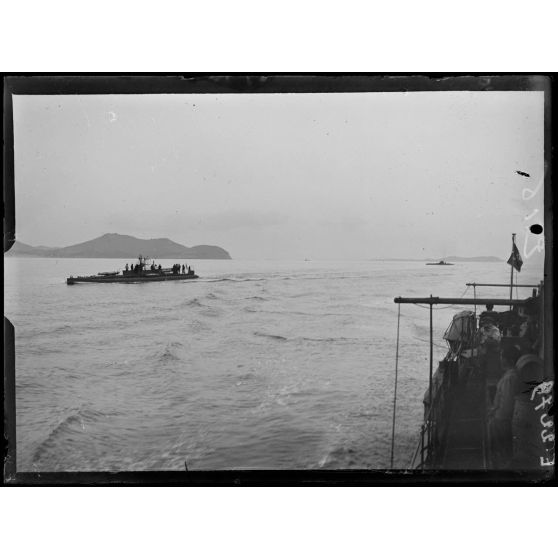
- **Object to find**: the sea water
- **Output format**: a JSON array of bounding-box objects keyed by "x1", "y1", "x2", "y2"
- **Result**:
[{"x1": 4, "y1": 257, "x2": 544, "y2": 471}]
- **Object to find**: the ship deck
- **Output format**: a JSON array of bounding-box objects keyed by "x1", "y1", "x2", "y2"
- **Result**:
[
  {"x1": 67, "y1": 273, "x2": 199, "y2": 284},
  {"x1": 439, "y1": 370, "x2": 487, "y2": 469}
]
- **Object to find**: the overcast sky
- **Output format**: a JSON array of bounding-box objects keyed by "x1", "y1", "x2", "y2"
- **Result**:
[{"x1": 12, "y1": 91, "x2": 544, "y2": 260}]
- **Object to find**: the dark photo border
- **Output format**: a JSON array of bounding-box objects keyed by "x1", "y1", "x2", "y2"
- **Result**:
[{"x1": 3, "y1": 73, "x2": 555, "y2": 486}]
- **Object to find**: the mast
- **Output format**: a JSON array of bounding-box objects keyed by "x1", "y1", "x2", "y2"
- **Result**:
[
  {"x1": 428, "y1": 296, "x2": 433, "y2": 457},
  {"x1": 509, "y1": 233, "x2": 515, "y2": 310}
]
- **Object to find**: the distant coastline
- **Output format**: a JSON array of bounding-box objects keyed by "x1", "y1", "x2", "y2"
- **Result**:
[
  {"x1": 373, "y1": 256, "x2": 504, "y2": 263},
  {"x1": 6, "y1": 233, "x2": 232, "y2": 260}
]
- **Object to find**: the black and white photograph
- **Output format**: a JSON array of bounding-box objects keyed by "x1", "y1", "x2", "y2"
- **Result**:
[{"x1": 3, "y1": 75, "x2": 553, "y2": 484}]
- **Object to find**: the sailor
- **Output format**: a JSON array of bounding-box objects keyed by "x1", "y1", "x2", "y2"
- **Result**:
[
  {"x1": 182, "y1": 264, "x2": 186, "y2": 274},
  {"x1": 158, "y1": 264, "x2": 162, "y2": 271},
  {"x1": 479, "y1": 316, "x2": 503, "y2": 401},
  {"x1": 488, "y1": 344, "x2": 520, "y2": 468},
  {"x1": 125, "y1": 263, "x2": 129, "y2": 272},
  {"x1": 479, "y1": 304, "x2": 500, "y2": 327}
]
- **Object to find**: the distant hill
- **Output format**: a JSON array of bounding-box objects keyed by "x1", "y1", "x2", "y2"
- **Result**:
[
  {"x1": 5, "y1": 241, "x2": 52, "y2": 256},
  {"x1": 6, "y1": 233, "x2": 232, "y2": 259}
]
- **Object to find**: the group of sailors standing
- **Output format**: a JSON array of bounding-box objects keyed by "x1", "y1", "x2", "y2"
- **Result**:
[
  {"x1": 478, "y1": 303, "x2": 548, "y2": 469},
  {"x1": 124, "y1": 261, "x2": 193, "y2": 275},
  {"x1": 171, "y1": 263, "x2": 193, "y2": 275}
]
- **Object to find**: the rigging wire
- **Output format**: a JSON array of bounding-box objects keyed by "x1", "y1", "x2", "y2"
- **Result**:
[
  {"x1": 390, "y1": 302, "x2": 401, "y2": 469},
  {"x1": 395, "y1": 284, "x2": 473, "y2": 468},
  {"x1": 412, "y1": 336, "x2": 447, "y2": 350}
]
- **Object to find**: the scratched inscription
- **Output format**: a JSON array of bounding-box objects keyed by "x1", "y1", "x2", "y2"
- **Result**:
[{"x1": 530, "y1": 380, "x2": 554, "y2": 467}]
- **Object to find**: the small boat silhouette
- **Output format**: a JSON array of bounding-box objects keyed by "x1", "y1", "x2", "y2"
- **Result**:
[{"x1": 426, "y1": 260, "x2": 454, "y2": 266}]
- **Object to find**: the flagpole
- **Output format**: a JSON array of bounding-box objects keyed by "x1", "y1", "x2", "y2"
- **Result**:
[{"x1": 509, "y1": 233, "x2": 515, "y2": 310}]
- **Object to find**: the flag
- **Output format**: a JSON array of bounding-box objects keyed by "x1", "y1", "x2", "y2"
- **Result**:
[{"x1": 507, "y1": 240, "x2": 523, "y2": 272}]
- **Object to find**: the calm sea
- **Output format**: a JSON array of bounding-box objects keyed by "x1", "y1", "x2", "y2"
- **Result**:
[{"x1": 4, "y1": 257, "x2": 544, "y2": 471}]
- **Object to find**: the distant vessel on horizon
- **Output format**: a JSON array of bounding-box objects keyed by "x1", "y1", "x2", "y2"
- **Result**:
[{"x1": 426, "y1": 260, "x2": 454, "y2": 266}]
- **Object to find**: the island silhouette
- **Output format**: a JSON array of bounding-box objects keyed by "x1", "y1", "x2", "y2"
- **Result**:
[{"x1": 6, "y1": 233, "x2": 232, "y2": 259}]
